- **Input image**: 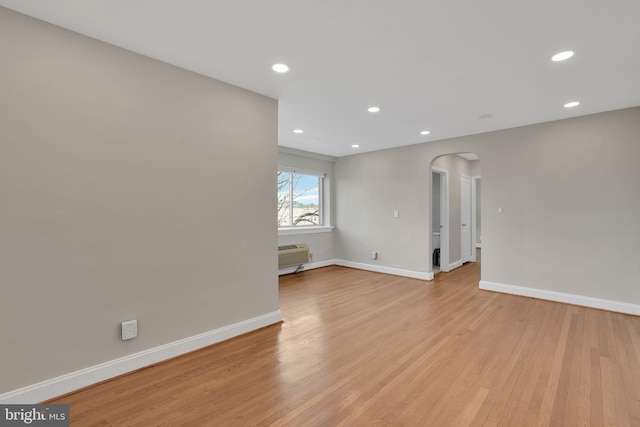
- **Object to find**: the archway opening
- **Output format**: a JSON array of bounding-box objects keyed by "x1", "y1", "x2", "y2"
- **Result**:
[{"x1": 430, "y1": 152, "x2": 481, "y2": 275}]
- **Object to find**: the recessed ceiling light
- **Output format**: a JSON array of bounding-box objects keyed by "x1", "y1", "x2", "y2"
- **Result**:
[
  {"x1": 564, "y1": 101, "x2": 580, "y2": 108},
  {"x1": 420, "y1": 130, "x2": 431, "y2": 135},
  {"x1": 293, "y1": 129, "x2": 304, "y2": 134},
  {"x1": 551, "y1": 51, "x2": 574, "y2": 62},
  {"x1": 367, "y1": 107, "x2": 380, "y2": 113},
  {"x1": 352, "y1": 144, "x2": 360, "y2": 148},
  {"x1": 272, "y1": 63, "x2": 289, "y2": 73}
]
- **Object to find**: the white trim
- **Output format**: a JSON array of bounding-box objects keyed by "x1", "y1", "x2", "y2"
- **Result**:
[
  {"x1": 277, "y1": 170, "x2": 325, "y2": 227},
  {"x1": 277, "y1": 166, "x2": 325, "y2": 177},
  {"x1": 471, "y1": 176, "x2": 480, "y2": 262},
  {"x1": 278, "y1": 259, "x2": 334, "y2": 275},
  {"x1": 334, "y1": 259, "x2": 434, "y2": 281},
  {"x1": 432, "y1": 167, "x2": 449, "y2": 272},
  {"x1": 449, "y1": 260, "x2": 463, "y2": 271},
  {"x1": 461, "y1": 175, "x2": 472, "y2": 263},
  {"x1": 278, "y1": 146, "x2": 337, "y2": 162},
  {"x1": 278, "y1": 225, "x2": 334, "y2": 236},
  {"x1": 479, "y1": 281, "x2": 640, "y2": 316},
  {"x1": 279, "y1": 259, "x2": 436, "y2": 280},
  {"x1": 475, "y1": 243, "x2": 482, "y2": 248},
  {"x1": 0, "y1": 311, "x2": 283, "y2": 404}
]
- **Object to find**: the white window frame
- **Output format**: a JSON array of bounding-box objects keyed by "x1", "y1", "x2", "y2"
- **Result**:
[{"x1": 277, "y1": 167, "x2": 333, "y2": 235}]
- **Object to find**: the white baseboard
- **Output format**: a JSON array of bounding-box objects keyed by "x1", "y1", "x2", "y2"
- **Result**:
[
  {"x1": 479, "y1": 280, "x2": 640, "y2": 316},
  {"x1": 334, "y1": 259, "x2": 433, "y2": 281},
  {"x1": 448, "y1": 260, "x2": 463, "y2": 271},
  {"x1": 280, "y1": 259, "x2": 436, "y2": 281},
  {"x1": 0, "y1": 311, "x2": 283, "y2": 404},
  {"x1": 278, "y1": 259, "x2": 334, "y2": 276}
]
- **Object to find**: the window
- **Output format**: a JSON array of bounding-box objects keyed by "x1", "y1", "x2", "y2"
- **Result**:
[{"x1": 278, "y1": 169, "x2": 324, "y2": 227}]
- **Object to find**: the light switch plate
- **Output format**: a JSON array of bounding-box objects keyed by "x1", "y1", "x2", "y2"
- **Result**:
[{"x1": 121, "y1": 319, "x2": 137, "y2": 340}]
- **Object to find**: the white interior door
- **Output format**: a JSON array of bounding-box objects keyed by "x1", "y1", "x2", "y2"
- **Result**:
[{"x1": 461, "y1": 175, "x2": 471, "y2": 263}]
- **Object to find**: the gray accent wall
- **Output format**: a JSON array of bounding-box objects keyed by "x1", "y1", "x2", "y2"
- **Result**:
[
  {"x1": 335, "y1": 107, "x2": 640, "y2": 305},
  {"x1": 0, "y1": 8, "x2": 278, "y2": 393}
]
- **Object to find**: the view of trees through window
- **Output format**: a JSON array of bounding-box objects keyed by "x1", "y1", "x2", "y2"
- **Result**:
[{"x1": 278, "y1": 171, "x2": 321, "y2": 226}]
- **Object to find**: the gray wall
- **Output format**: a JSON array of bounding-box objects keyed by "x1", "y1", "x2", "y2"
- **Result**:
[
  {"x1": 469, "y1": 160, "x2": 481, "y2": 176},
  {"x1": 335, "y1": 107, "x2": 640, "y2": 305},
  {"x1": 0, "y1": 8, "x2": 278, "y2": 393},
  {"x1": 334, "y1": 146, "x2": 433, "y2": 270}
]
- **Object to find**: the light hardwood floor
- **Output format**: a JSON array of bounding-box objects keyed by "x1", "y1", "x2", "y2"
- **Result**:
[{"x1": 48, "y1": 257, "x2": 640, "y2": 426}]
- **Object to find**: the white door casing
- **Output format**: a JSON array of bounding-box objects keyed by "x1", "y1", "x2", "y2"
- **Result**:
[
  {"x1": 432, "y1": 167, "x2": 449, "y2": 272},
  {"x1": 461, "y1": 175, "x2": 471, "y2": 263},
  {"x1": 471, "y1": 176, "x2": 481, "y2": 261}
]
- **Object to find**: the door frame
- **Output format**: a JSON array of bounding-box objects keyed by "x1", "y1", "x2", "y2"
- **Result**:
[
  {"x1": 461, "y1": 174, "x2": 472, "y2": 263},
  {"x1": 471, "y1": 176, "x2": 481, "y2": 261},
  {"x1": 432, "y1": 167, "x2": 450, "y2": 272},
  {"x1": 471, "y1": 176, "x2": 481, "y2": 262}
]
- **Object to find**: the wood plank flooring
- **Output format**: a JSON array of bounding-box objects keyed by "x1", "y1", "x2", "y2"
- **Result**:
[{"x1": 48, "y1": 258, "x2": 640, "y2": 426}]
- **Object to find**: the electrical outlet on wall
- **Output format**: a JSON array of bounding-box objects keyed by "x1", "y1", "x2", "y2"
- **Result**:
[
  {"x1": 121, "y1": 319, "x2": 137, "y2": 340},
  {"x1": 372, "y1": 251, "x2": 378, "y2": 260}
]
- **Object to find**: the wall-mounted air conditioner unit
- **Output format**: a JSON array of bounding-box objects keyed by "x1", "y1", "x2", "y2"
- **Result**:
[{"x1": 278, "y1": 243, "x2": 309, "y2": 269}]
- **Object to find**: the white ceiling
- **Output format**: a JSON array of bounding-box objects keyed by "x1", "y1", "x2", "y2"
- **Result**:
[{"x1": 2, "y1": 1, "x2": 639, "y2": 157}]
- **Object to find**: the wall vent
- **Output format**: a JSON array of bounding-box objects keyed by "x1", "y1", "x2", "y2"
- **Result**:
[{"x1": 278, "y1": 243, "x2": 309, "y2": 269}]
